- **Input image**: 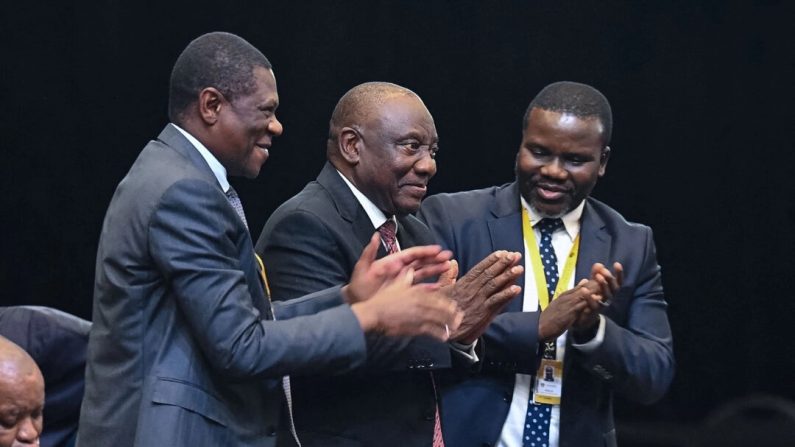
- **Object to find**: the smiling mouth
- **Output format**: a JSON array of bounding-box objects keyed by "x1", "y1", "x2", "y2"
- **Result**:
[
  {"x1": 534, "y1": 183, "x2": 569, "y2": 201},
  {"x1": 401, "y1": 184, "x2": 428, "y2": 196}
]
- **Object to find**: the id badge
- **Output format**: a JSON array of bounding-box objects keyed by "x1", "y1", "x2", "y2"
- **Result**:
[{"x1": 532, "y1": 359, "x2": 563, "y2": 405}]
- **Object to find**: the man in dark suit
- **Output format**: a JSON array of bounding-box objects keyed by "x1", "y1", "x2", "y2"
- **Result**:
[
  {"x1": 419, "y1": 82, "x2": 675, "y2": 447},
  {"x1": 256, "y1": 82, "x2": 524, "y2": 446},
  {"x1": 77, "y1": 33, "x2": 462, "y2": 447},
  {"x1": 0, "y1": 306, "x2": 91, "y2": 447},
  {"x1": 0, "y1": 335, "x2": 45, "y2": 447}
]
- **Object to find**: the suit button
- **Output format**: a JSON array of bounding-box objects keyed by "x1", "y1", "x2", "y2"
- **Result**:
[
  {"x1": 424, "y1": 409, "x2": 435, "y2": 421},
  {"x1": 266, "y1": 425, "x2": 276, "y2": 437},
  {"x1": 502, "y1": 392, "x2": 511, "y2": 403}
]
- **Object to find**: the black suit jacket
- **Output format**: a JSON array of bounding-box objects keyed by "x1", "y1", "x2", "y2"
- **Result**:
[
  {"x1": 256, "y1": 162, "x2": 453, "y2": 447},
  {"x1": 0, "y1": 306, "x2": 91, "y2": 447}
]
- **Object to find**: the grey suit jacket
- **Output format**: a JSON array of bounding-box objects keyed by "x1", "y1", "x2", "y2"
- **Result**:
[
  {"x1": 255, "y1": 162, "x2": 452, "y2": 447},
  {"x1": 77, "y1": 125, "x2": 368, "y2": 447},
  {"x1": 419, "y1": 182, "x2": 675, "y2": 447}
]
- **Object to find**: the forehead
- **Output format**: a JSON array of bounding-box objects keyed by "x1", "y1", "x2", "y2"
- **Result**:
[
  {"x1": 524, "y1": 108, "x2": 604, "y2": 147},
  {"x1": 365, "y1": 94, "x2": 437, "y2": 139},
  {"x1": 0, "y1": 370, "x2": 44, "y2": 408},
  {"x1": 245, "y1": 66, "x2": 279, "y2": 104}
]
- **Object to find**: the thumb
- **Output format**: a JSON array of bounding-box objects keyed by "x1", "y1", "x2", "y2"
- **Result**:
[
  {"x1": 438, "y1": 259, "x2": 459, "y2": 285},
  {"x1": 356, "y1": 232, "x2": 381, "y2": 271}
]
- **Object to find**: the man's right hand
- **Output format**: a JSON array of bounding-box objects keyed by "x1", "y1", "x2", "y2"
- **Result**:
[
  {"x1": 537, "y1": 279, "x2": 593, "y2": 342},
  {"x1": 351, "y1": 269, "x2": 463, "y2": 341},
  {"x1": 342, "y1": 233, "x2": 453, "y2": 304}
]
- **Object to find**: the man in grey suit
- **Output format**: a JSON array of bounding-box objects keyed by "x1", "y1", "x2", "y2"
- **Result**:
[
  {"x1": 419, "y1": 82, "x2": 674, "y2": 447},
  {"x1": 77, "y1": 32, "x2": 461, "y2": 447}
]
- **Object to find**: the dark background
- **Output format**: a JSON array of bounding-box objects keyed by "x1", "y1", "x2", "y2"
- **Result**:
[{"x1": 2, "y1": 1, "x2": 794, "y2": 445}]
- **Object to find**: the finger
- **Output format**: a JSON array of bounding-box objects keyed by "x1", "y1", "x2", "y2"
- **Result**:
[
  {"x1": 459, "y1": 251, "x2": 507, "y2": 283},
  {"x1": 357, "y1": 233, "x2": 381, "y2": 270},
  {"x1": 613, "y1": 262, "x2": 624, "y2": 288},
  {"x1": 465, "y1": 252, "x2": 522, "y2": 293},
  {"x1": 484, "y1": 284, "x2": 522, "y2": 310},
  {"x1": 437, "y1": 259, "x2": 459, "y2": 286},
  {"x1": 413, "y1": 260, "x2": 453, "y2": 283}
]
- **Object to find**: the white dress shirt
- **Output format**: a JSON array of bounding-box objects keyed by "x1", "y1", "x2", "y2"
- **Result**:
[
  {"x1": 497, "y1": 199, "x2": 606, "y2": 447},
  {"x1": 172, "y1": 124, "x2": 231, "y2": 193}
]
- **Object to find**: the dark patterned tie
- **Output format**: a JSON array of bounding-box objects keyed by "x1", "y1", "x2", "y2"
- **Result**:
[
  {"x1": 225, "y1": 186, "x2": 248, "y2": 229},
  {"x1": 377, "y1": 219, "x2": 446, "y2": 447},
  {"x1": 523, "y1": 218, "x2": 563, "y2": 447}
]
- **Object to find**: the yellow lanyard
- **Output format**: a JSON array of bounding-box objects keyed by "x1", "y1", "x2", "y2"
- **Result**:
[
  {"x1": 521, "y1": 207, "x2": 580, "y2": 310},
  {"x1": 254, "y1": 253, "x2": 272, "y2": 300}
]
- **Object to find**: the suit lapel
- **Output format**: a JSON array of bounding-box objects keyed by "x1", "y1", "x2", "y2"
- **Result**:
[
  {"x1": 487, "y1": 182, "x2": 526, "y2": 313},
  {"x1": 157, "y1": 124, "x2": 219, "y2": 186},
  {"x1": 316, "y1": 163, "x2": 381, "y2": 256},
  {"x1": 574, "y1": 199, "x2": 611, "y2": 283}
]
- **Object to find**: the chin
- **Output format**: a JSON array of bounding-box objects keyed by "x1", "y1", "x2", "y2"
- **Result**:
[{"x1": 530, "y1": 200, "x2": 569, "y2": 219}]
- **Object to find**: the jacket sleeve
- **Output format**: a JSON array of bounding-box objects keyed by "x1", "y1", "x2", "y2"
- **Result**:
[
  {"x1": 570, "y1": 228, "x2": 675, "y2": 404},
  {"x1": 148, "y1": 179, "x2": 367, "y2": 379}
]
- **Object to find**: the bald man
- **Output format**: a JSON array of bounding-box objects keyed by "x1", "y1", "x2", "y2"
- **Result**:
[
  {"x1": 256, "y1": 82, "x2": 523, "y2": 446},
  {"x1": 0, "y1": 336, "x2": 44, "y2": 447}
]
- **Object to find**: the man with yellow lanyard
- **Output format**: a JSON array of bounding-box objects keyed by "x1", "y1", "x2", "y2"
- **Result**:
[{"x1": 419, "y1": 81, "x2": 675, "y2": 447}]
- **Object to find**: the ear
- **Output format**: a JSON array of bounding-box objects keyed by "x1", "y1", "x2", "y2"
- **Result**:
[
  {"x1": 598, "y1": 146, "x2": 611, "y2": 177},
  {"x1": 197, "y1": 87, "x2": 224, "y2": 125},
  {"x1": 338, "y1": 127, "x2": 362, "y2": 165}
]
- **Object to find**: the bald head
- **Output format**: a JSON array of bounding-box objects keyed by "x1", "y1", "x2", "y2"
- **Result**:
[
  {"x1": 0, "y1": 337, "x2": 44, "y2": 447},
  {"x1": 327, "y1": 82, "x2": 419, "y2": 159},
  {"x1": 326, "y1": 81, "x2": 439, "y2": 216}
]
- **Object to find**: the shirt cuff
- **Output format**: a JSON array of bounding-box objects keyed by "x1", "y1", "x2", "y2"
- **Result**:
[
  {"x1": 450, "y1": 339, "x2": 479, "y2": 362},
  {"x1": 571, "y1": 315, "x2": 606, "y2": 352}
]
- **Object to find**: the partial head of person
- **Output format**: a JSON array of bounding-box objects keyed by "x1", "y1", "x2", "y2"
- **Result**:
[
  {"x1": 327, "y1": 82, "x2": 439, "y2": 216},
  {"x1": 516, "y1": 81, "x2": 612, "y2": 218},
  {"x1": 0, "y1": 336, "x2": 44, "y2": 447},
  {"x1": 168, "y1": 31, "x2": 284, "y2": 179}
]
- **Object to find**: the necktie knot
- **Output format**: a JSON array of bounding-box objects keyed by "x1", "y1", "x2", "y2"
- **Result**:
[
  {"x1": 377, "y1": 219, "x2": 398, "y2": 254},
  {"x1": 537, "y1": 218, "x2": 563, "y2": 236}
]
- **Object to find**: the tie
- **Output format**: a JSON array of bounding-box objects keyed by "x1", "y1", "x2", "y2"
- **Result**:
[
  {"x1": 225, "y1": 186, "x2": 248, "y2": 229},
  {"x1": 523, "y1": 218, "x2": 563, "y2": 447},
  {"x1": 377, "y1": 220, "x2": 445, "y2": 447}
]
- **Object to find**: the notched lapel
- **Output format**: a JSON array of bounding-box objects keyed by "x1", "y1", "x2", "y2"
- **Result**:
[
  {"x1": 488, "y1": 183, "x2": 525, "y2": 312},
  {"x1": 575, "y1": 200, "x2": 612, "y2": 284},
  {"x1": 317, "y1": 162, "x2": 380, "y2": 256}
]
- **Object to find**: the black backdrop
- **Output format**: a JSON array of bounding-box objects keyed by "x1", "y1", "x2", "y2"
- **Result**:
[{"x1": 2, "y1": 0, "x2": 794, "y2": 443}]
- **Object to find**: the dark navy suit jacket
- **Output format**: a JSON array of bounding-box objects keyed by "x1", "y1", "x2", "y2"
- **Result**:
[
  {"x1": 0, "y1": 306, "x2": 91, "y2": 447},
  {"x1": 419, "y1": 182, "x2": 674, "y2": 447},
  {"x1": 256, "y1": 162, "x2": 456, "y2": 447}
]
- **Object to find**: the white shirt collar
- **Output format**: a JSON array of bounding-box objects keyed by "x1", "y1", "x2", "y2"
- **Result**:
[
  {"x1": 172, "y1": 123, "x2": 231, "y2": 192},
  {"x1": 520, "y1": 196, "x2": 585, "y2": 240},
  {"x1": 336, "y1": 170, "x2": 398, "y2": 234}
]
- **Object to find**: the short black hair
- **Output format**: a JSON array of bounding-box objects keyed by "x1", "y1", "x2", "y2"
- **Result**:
[
  {"x1": 168, "y1": 32, "x2": 272, "y2": 124},
  {"x1": 523, "y1": 81, "x2": 612, "y2": 146}
]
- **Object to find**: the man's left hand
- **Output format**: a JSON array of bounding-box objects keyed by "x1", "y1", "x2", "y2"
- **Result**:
[{"x1": 441, "y1": 251, "x2": 524, "y2": 344}]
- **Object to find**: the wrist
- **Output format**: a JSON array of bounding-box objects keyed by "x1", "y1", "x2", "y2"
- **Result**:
[
  {"x1": 350, "y1": 301, "x2": 379, "y2": 333},
  {"x1": 571, "y1": 320, "x2": 599, "y2": 343}
]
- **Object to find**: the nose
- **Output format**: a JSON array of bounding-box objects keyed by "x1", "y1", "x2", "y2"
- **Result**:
[
  {"x1": 414, "y1": 151, "x2": 437, "y2": 178},
  {"x1": 268, "y1": 117, "x2": 283, "y2": 137},
  {"x1": 540, "y1": 156, "x2": 567, "y2": 180}
]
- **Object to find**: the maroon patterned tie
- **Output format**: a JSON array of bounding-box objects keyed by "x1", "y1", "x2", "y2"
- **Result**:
[{"x1": 377, "y1": 219, "x2": 446, "y2": 447}]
